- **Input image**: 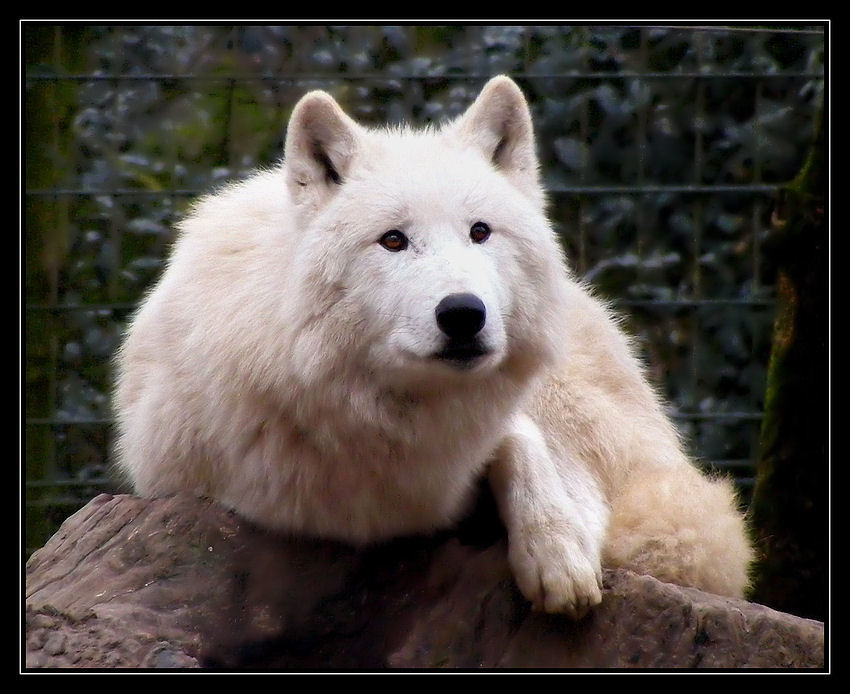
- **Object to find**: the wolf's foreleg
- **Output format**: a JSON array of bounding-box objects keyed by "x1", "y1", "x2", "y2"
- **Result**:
[{"x1": 489, "y1": 413, "x2": 608, "y2": 617}]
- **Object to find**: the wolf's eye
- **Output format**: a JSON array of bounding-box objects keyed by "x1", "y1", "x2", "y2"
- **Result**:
[
  {"x1": 470, "y1": 221, "x2": 491, "y2": 244},
  {"x1": 379, "y1": 230, "x2": 409, "y2": 252}
]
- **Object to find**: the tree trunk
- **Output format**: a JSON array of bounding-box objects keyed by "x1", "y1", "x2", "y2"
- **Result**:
[{"x1": 749, "y1": 102, "x2": 827, "y2": 621}]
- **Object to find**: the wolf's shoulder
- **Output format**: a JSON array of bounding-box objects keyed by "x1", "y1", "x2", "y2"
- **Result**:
[
  {"x1": 186, "y1": 165, "x2": 289, "y2": 221},
  {"x1": 174, "y1": 165, "x2": 296, "y2": 252}
]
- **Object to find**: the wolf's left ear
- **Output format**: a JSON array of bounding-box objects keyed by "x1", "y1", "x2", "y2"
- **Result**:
[
  {"x1": 452, "y1": 76, "x2": 541, "y2": 200},
  {"x1": 284, "y1": 90, "x2": 362, "y2": 209}
]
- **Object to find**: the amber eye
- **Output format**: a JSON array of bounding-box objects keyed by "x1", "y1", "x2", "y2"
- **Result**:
[
  {"x1": 470, "y1": 221, "x2": 491, "y2": 244},
  {"x1": 379, "y1": 230, "x2": 409, "y2": 252}
]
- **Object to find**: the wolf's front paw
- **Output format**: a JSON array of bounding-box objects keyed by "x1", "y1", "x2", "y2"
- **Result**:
[{"x1": 508, "y1": 523, "x2": 603, "y2": 618}]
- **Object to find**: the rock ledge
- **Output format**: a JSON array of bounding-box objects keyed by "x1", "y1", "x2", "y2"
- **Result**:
[{"x1": 25, "y1": 493, "x2": 825, "y2": 670}]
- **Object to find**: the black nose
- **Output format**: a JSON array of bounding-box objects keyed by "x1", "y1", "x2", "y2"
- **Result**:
[{"x1": 435, "y1": 293, "x2": 487, "y2": 340}]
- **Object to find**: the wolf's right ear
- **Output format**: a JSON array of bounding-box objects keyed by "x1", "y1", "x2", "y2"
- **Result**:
[{"x1": 284, "y1": 91, "x2": 362, "y2": 209}]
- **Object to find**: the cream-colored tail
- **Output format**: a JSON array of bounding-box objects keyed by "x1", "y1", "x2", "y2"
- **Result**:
[{"x1": 603, "y1": 463, "x2": 752, "y2": 598}]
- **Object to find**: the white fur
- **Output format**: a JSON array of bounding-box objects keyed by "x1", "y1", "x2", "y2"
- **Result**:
[{"x1": 114, "y1": 76, "x2": 752, "y2": 617}]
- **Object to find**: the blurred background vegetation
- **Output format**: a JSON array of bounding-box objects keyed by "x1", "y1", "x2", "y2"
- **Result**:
[{"x1": 24, "y1": 24, "x2": 825, "y2": 562}]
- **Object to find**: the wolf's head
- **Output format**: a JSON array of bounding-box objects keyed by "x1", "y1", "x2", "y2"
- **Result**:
[{"x1": 281, "y1": 76, "x2": 572, "y2": 388}]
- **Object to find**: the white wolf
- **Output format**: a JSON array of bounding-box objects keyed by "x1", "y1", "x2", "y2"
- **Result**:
[{"x1": 114, "y1": 76, "x2": 752, "y2": 617}]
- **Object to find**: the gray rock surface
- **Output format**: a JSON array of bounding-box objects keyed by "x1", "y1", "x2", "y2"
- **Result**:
[{"x1": 25, "y1": 493, "x2": 825, "y2": 670}]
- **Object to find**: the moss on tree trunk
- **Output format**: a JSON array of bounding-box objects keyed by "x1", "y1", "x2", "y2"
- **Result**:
[{"x1": 748, "y1": 103, "x2": 827, "y2": 621}]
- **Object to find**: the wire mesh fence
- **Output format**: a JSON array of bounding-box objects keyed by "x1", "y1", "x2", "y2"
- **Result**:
[{"x1": 23, "y1": 24, "x2": 826, "y2": 555}]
